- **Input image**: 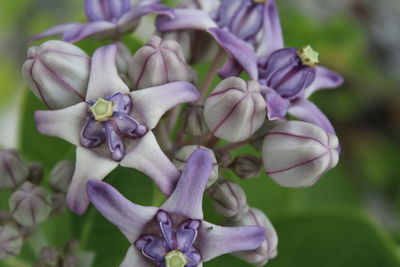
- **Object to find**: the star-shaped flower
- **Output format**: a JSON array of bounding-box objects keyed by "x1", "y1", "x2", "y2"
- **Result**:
[
  {"x1": 35, "y1": 44, "x2": 200, "y2": 214},
  {"x1": 31, "y1": 0, "x2": 173, "y2": 43},
  {"x1": 86, "y1": 149, "x2": 266, "y2": 266}
]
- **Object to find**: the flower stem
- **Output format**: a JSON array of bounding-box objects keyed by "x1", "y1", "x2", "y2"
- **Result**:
[{"x1": 199, "y1": 48, "x2": 226, "y2": 101}]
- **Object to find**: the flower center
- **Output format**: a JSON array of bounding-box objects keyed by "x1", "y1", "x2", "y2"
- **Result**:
[
  {"x1": 297, "y1": 45, "x2": 319, "y2": 67},
  {"x1": 89, "y1": 98, "x2": 114, "y2": 122},
  {"x1": 165, "y1": 250, "x2": 189, "y2": 267}
]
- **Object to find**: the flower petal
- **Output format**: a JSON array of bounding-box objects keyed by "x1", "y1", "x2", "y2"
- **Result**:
[
  {"x1": 302, "y1": 66, "x2": 344, "y2": 99},
  {"x1": 263, "y1": 87, "x2": 290, "y2": 120},
  {"x1": 67, "y1": 146, "x2": 118, "y2": 215},
  {"x1": 86, "y1": 45, "x2": 130, "y2": 101},
  {"x1": 156, "y1": 8, "x2": 217, "y2": 32},
  {"x1": 135, "y1": 235, "x2": 166, "y2": 262},
  {"x1": 34, "y1": 102, "x2": 87, "y2": 146},
  {"x1": 208, "y1": 28, "x2": 258, "y2": 80},
  {"x1": 287, "y1": 100, "x2": 336, "y2": 135},
  {"x1": 81, "y1": 119, "x2": 106, "y2": 147},
  {"x1": 86, "y1": 179, "x2": 157, "y2": 242},
  {"x1": 130, "y1": 81, "x2": 199, "y2": 129},
  {"x1": 120, "y1": 247, "x2": 153, "y2": 267},
  {"x1": 29, "y1": 23, "x2": 78, "y2": 42},
  {"x1": 119, "y1": 4, "x2": 174, "y2": 30},
  {"x1": 160, "y1": 149, "x2": 212, "y2": 220},
  {"x1": 257, "y1": 0, "x2": 284, "y2": 57},
  {"x1": 197, "y1": 222, "x2": 266, "y2": 262},
  {"x1": 85, "y1": 0, "x2": 131, "y2": 22},
  {"x1": 62, "y1": 22, "x2": 116, "y2": 43},
  {"x1": 119, "y1": 131, "x2": 180, "y2": 195}
]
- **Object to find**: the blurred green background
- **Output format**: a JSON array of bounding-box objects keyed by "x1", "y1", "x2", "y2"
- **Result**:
[{"x1": 1, "y1": 0, "x2": 400, "y2": 266}]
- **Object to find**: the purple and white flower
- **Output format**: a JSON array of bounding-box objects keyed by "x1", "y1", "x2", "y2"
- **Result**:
[
  {"x1": 30, "y1": 0, "x2": 173, "y2": 43},
  {"x1": 34, "y1": 44, "x2": 200, "y2": 214},
  {"x1": 87, "y1": 149, "x2": 266, "y2": 266}
]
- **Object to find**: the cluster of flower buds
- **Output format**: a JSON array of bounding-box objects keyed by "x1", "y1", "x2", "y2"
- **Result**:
[{"x1": 18, "y1": 0, "x2": 346, "y2": 265}]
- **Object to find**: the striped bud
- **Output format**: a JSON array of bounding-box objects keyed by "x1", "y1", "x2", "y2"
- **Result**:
[
  {"x1": 262, "y1": 121, "x2": 339, "y2": 187},
  {"x1": 22, "y1": 40, "x2": 90, "y2": 109},
  {"x1": 0, "y1": 149, "x2": 29, "y2": 190},
  {"x1": 0, "y1": 224, "x2": 22, "y2": 259},
  {"x1": 204, "y1": 77, "x2": 267, "y2": 142}
]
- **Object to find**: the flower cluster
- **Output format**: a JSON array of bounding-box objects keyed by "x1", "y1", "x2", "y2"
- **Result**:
[{"x1": 14, "y1": 0, "x2": 343, "y2": 266}]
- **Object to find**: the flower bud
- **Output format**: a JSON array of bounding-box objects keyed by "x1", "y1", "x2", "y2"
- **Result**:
[
  {"x1": 38, "y1": 246, "x2": 61, "y2": 267},
  {"x1": 27, "y1": 162, "x2": 44, "y2": 185},
  {"x1": 204, "y1": 77, "x2": 267, "y2": 142},
  {"x1": 51, "y1": 193, "x2": 67, "y2": 216},
  {"x1": 0, "y1": 149, "x2": 29, "y2": 190},
  {"x1": 227, "y1": 208, "x2": 278, "y2": 266},
  {"x1": 49, "y1": 161, "x2": 75, "y2": 194},
  {"x1": 183, "y1": 104, "x2": 209, "y2": 136},
  {"x1": 209, "y1": 180, "x2": 249, "y2": 221},
  {"x1": 0, "y1": 224, "x2": 23, "y2": 259},
  {"x1": 230, "y1": 155, "x2": 261, "y2": 179},
  {"x1": 128, "y1": 36, "x2": 192, "y2": 90},
  {"x1": 22, "y1": 40, "x2": 90, "y2": 109},
  {"x1": 9, "y1": 182, "x2": 52, "y2": 226},
  {"x1": 262, "y1": 121, "x2": 339, "y2": 188},
  {"x1": 173, "y1": 146, "x2": 218, "y2": 188}
]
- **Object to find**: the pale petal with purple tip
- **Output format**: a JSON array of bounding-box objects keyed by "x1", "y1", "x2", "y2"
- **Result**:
[
  {"x1": 197, "y1": 222, "x2": 266, "y2": 261},
  {"x1": 156, "y1": 8, "x2": 217, "y2": 32},
  {"x1": 287, "y1": 100, "x2": 336, "y2": 135},
  {"x1": 208, "y1": 28, "x2": 259, "y2": 80},
  {"x1": 120, "y1": 132, "x2": 180, "y2": 196},
  {"x1": 120, "y1": 247, "x2": 153, "y2": 267},
  {"x1": 257, "y1": 0, "x2": 284, "y2": 57},
  {"x1": 67, "y1": 147, "x2": 118, "y2": 215},
  {"x1": 86, "y1": 179, "x2": 158, "y2": 242},
  {"x1": 35, "y1": 102, "x2": 87, "y2": 146},
  {"x1": 303, "y1": 66, "x2": 344, "y2": 99},
  {"x1": 86, "y1": 44, "x2": 130, "y2": 101},
  {"x1": 130, "y1": 81, "x2": 200, "y2": 129},
  {"x1": 161, "y1": 149, "x2": 212, "y2": 219}
]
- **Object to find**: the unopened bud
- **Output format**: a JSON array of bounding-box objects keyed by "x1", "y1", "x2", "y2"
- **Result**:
[
  {"x1": 27, "y1": 162, "x2": 44, "y2": 184},
  {"x1": 22, "y1": 40, "x2": 90, "y2": 109},
  {"x1": 50, "y1": 161, "x2": 75, "y2": 193},
  {"x1": 38, "y1": 246, "x2": 61, "y2": 267},
  {"x1": 9, "y1": 182, "x2": 52, "y2": 226},
  {"x1": 173, "y1": 146, "x2": 218, "y2": 187},
  {"x1": 0, "y1": 224, "x2": 22, "y2": 259},
  {"x1": 230, "y1": 155, "x2": 261, "y2": 179},
  {"x1": 263, "y1": 121, "x2": 339, "y2": 188},
  {"x1": 128, "y1": 35, "x2": 192, "y2": 90},
  {"x1": 227, "y1": 208, "x2": 278, "y2": 266},
  {"x1": 204, "y1": 77, "x2": 267, "y2": 142},
  {"x1": 209, "y1": 180, "x2": 249, "y2": 221},
  {"x1": 183, "y1": 104, "x2": 209, "y2": 136},
  {"x1": 0, "y1": 149, "x2": 29, "y2": 190},
  {"x1": 215, "y1": 151, "x2": 232, "y2": 168}
]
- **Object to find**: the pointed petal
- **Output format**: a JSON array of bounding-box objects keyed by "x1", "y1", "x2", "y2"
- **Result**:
[
  {"x1": 257, "y1": 0, "x2": 284, "y2": 57},
  {"x1": 29, "y1": 23, "x2": 78, "y2": 42},
  {"x1": 119, "y1": 4, "x2": 174, "y2": 29},
  {"x1": 197, "y1": 222, "x2": 266, "y2": 261},
  {"x1": 156, "y1": 8, "x2": 217, "y2": 32},
  {"x1": 208, "y1": 28, "x2": 258, "y2": 80},
  {"x1": 161, "y1": 149, "x2": 212, "y2": 220},
  {"x1": 303, "y1": 66, "x2": 344, "y2": 99},
  {"x1": 62, "y1": 22, "x2": 116, "y2": 43},
  {"x1": 66, "y1": 147, "x2": 118, "y2": 215},
  {"x1": 120, "y1": 247, "x2": 152, "y2": 267},
  {"x1": 218, "y1": 56, "x2": 243, "y2": 79},
  {"x1": 287, "y1": 100, "x2": 336, "y2": 135},
  {"x1": 263, "y1": 87, "x2": 290, "y2": 120},
  {"x1": 119, "y1": 131, "x2": 180, "y2": 195},
  {"x1": 87, "y1": 179, "x2": 157, "y2": 242},
  {"x1": 86, "y1": 45, "x2": 130, "y2": 101},
  {"x1": 34, "y1": 102, "x2": 87, "y2": 146},
  {"x1": 130, "y1": 81, "x2": 199, "y2": 129}
]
